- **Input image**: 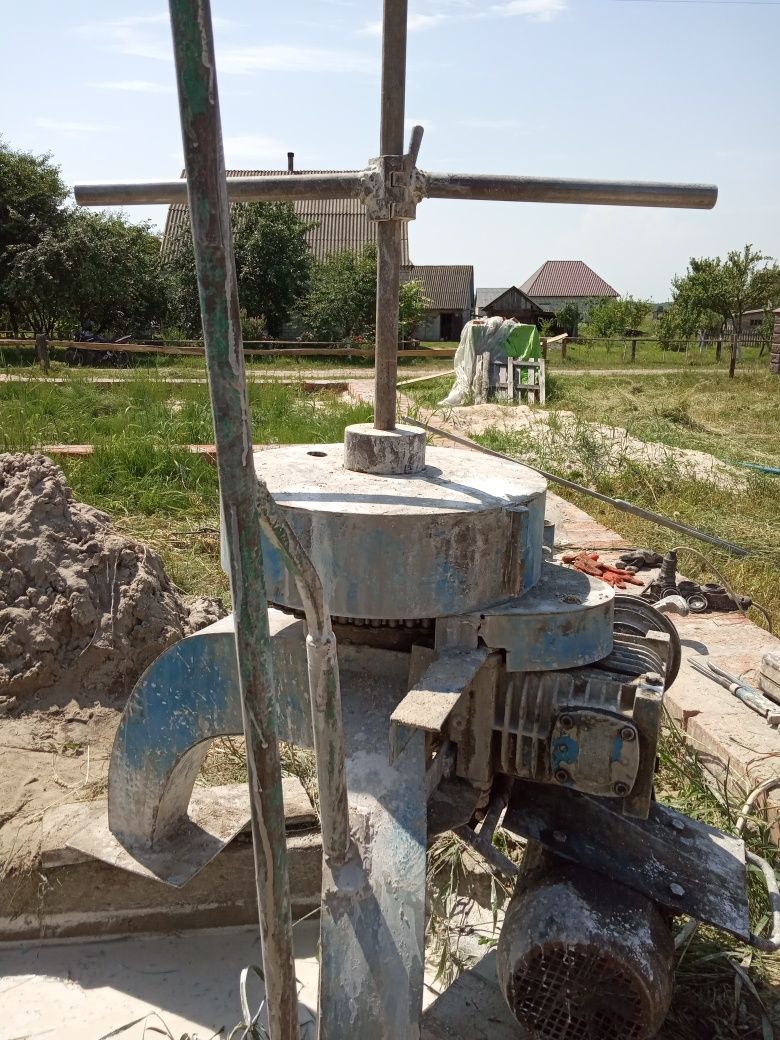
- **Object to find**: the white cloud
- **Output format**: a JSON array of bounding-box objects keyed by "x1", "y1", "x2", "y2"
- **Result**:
[
  {"x1": 461, "y1": 118, "x2": 520, "y2": 129},
  {"x1": 35, "y1": 118, "x2": 106, "y2": 136},
  {"x1": 491, "y1": 0, "x2": 567, "y2": 21},
  {"x1": 219, "y1": 45, "x2": 374, "y2": 75},
  {"x1": 74, "y1": 13, "x2": 171, "y2": 62},
  {"x1": 223, "y1": 135, "x2": 287, "y2": 161},
  {"x1": 358, "y1": 12, "x2": 445, "y2": 36},
  {"x1": 92, "y1": 80, "x2": 172, "y2": 94}
]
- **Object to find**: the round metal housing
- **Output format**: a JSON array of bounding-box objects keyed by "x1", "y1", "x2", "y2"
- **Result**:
[
  {"x1": 497, "y1": 846, "x2": 675, "y2": 1040},
  {"x1": 254, "y1": 444, "x2": 547, "y2": 619}
]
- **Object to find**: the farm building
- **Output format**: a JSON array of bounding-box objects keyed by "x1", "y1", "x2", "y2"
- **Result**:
[
  {"x1": 162, "y1": 159, "x2": 411, "y2": 264},
  {"x1": 519, "y1": 260, "x2": 619, "y2": 318},
  {"x1": 475, "y1": 286, "x2": 551, "y2": 324},
  {"x1": 162, "y1": 159, "x2": 473, "y2": 340},
  {"x1": 401, "y1": 265, "x2": 475, "y2": 341}
]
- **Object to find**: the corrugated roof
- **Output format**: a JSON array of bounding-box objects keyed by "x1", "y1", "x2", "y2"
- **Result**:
[
  {"x1": 475, "y1": 288, "x2": 509, "y2": 310},
  {"x1": 519, "y1": 261, "x2": 618, "y2": 299},
  {"x1": 162, "y1": 169, "x2": 410, "y2": 265},
  {"x1": 401, "y1": 265, "x2": 474, "y2": 311}
]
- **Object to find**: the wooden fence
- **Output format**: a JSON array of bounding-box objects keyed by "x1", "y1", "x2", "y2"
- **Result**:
[{"x1": 0, "y1": 337, "x2": 457, "y2": 365}]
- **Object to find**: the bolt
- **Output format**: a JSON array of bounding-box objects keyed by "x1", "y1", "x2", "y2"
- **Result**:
[
  {"x1": 613, "y1": 782, "x2": 630, "y2": 797},
  {"x1": 559, "y1": 714, "x2": 574, "y2": 731},
  {"x1": 557, "y1": 742, "x2": 568, "y2": 752},
  {"x1": 669, "y1": 882, "x2": 685, "y2": 897},
  {"x1": 670, "y1": 818, "x2": 685, "y2": 832},
  {"x1": 449, "y1": 716, "x2": 465, "y2": 733},
  {"x1": 554, "y1": 768, "x2": 570, "y2": 784},
  {"x1": 553, "y1": 830, "x2": 567, "y2": 843},
  {"x1": 620, "y1": 726, "x2": 636, "y2": 742}
]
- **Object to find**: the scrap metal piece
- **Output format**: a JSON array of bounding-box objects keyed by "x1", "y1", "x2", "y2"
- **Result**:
[
  {"x1": 503, "y1": 780, "x2": 751, "y2": 941},
  {"x1": 689, "y1": 659, "x2": 780, "y2": 725}
]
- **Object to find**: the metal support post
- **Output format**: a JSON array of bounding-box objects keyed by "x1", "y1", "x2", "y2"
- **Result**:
[
  {"x1": 373, "y1": 0, "x2": 408, "y2": 431},
  {"x1": 167, "y1": 3, "x2": 297, "y2": 1038}
]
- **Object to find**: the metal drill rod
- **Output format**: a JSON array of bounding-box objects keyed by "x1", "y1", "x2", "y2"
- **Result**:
[
  {"x1": 74, "y1": 172, "x2": 363, "y2": 207},
  {"x1": 425, "y1": 173, "x2": 717, "y2": 209},
  {"x1": 75, "y1": 171, "x2": 717, "y2": 211},
  {"x1": 374, "y1": 0, "x2": 409, "y2": 431},
  {"x1": 167, "y1": 3, "x2": 297, "y2": 1038}
]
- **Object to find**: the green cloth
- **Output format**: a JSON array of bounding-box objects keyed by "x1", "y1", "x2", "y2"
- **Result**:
[{"x1": 505, "y1": 323, "x2": 540, "y2": 360}]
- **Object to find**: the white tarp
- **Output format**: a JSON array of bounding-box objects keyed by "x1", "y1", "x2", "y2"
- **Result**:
[{"x1": 439, "y1": 316, "x2": 519, "y2": 406}]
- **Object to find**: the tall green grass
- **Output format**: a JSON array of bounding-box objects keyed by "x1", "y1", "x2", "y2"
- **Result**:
[{"x1": 0, "y1": 377, "x2": 373, "y2": 451}]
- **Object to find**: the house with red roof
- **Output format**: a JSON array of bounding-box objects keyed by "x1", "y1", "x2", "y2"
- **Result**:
[{"x1": 519, "y1": 261, "x2": 619, "y2": 319}]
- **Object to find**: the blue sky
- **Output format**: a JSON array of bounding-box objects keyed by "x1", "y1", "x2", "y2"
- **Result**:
[{"x1": 2, "y1": 0, "x2": 777, "y2": 299}]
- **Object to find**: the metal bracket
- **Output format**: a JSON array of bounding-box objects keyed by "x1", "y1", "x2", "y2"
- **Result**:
[
  {"x1": 361, "y1": 126, "x2": 428, "y2": 221},
  {"x1": 503, "y1": 780, "x2": 751, "y2": 942}
]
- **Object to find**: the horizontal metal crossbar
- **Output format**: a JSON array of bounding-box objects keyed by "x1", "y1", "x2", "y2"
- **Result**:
[{"x1": 75, "y1": 169, "x2": 717, "y2": 210}]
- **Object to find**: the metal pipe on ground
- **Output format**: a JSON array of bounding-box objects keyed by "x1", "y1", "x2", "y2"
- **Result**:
[
  {"x1": 168, "y1": 2, "x2": 298, "y2": 1038},
  {"x1": 402, "y1": 417, "x2": 751, "y2": 558}
]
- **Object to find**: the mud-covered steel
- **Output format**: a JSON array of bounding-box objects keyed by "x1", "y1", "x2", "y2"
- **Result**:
[
  {"x1": 373, "y1": 0, "x2": 408, "y2": 431},
  {"x1": 74, "y1": 172, "x2": 364, "y2": 207},
  {"x1": 425, "y1": 172, "x2": 717, "y2": 209},
  {"x1": 167, "y1": 2, "x2": 297, "y2": 1037},
  {"x1": 255, "y1": 483, "x2": 351, "y2": 864}
]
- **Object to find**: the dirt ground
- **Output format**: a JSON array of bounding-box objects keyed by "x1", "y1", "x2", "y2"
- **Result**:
[
  {"x1": 436, "y1": 401, "x2": 744, "y2": 489},
  {"x1": 0, "y1": 454, "x2": 224, "y2": 875}
]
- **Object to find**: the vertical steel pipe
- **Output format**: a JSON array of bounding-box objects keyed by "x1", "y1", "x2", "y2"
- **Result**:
[
  {"x1": 167, "y1": 3, "x2": 298, "y2": 1038},
  {"x1": 373, "y1": 0, "x2": 408, "y2": 432}
]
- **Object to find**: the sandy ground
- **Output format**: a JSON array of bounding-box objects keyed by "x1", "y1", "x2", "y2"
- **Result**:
[{"x1": 0, "y1": 693, "x2": 118, "y2": 875}]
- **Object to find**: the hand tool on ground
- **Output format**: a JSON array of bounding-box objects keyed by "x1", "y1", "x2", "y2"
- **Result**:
[
  {"x1": 689, "y1": 659, "x2": 780, "y2": 726},
  {"x1": 69, "y1": 3, "x2": 778, "y2": 1038}
]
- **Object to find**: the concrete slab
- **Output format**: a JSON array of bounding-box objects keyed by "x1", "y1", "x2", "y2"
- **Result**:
[{"x1": 0, "y1": 923, "x2": 320, "y2": 1040}]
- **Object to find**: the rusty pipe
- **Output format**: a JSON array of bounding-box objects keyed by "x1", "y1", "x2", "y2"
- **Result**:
[{"x1": 372, "y1": 0, "x2": 408, "y2": 433}]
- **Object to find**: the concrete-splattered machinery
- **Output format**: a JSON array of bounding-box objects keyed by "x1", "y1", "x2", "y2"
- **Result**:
[{"x1": 72, "y1": 1, "x2": 779, "y2": 1038}]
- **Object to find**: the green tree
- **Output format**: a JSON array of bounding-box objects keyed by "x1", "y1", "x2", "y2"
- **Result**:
[
  {"x1": 165, "y1": 201, "x2": 312, "y2": 336},
  {"x1": 296, "y1": 244, "x2": 427, "y2": 342},
  {"x1": 5, "y1": 209, "x2": 165, "y2": 337},
  {"x1": 0, "y1": 141, "x2": 68, "y2": 334},
  {"x1": 583, "y1": 296, "x2": 652, "y2": 338},
  {"x1": 555, "y1": 302, "x2": 581, "y2": 336},
  {"x1": 296, "y1": 245, "x2": 377, "y2": 341},
  {"x1": 671, "y1": 245, "x2": 780, "y2": 375}
]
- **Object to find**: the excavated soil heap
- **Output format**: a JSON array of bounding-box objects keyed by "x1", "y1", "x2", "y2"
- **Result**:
[{"x1": 0, "y1": 453, "x2": 224, "y2": 705}]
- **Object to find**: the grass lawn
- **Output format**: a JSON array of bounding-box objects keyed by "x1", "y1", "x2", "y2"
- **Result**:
[{"x1": 0, "y1": 378, "x2": 372, "y2": 602}]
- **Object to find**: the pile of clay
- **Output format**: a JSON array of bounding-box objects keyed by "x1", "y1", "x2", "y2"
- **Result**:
[{"x1": 0, "y1": 453, "x2": 224, "y2": 706}]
